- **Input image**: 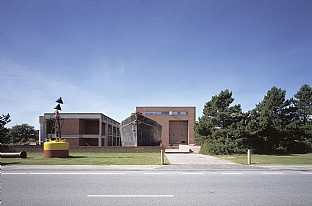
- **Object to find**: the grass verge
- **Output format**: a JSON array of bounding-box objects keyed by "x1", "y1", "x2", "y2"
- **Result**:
[
  {"x1": 1, "y1": 152, "x2": 168, "y2": 165},
  {"x1": 216, "y1": 153, "x2": 312, "y2": 165}
]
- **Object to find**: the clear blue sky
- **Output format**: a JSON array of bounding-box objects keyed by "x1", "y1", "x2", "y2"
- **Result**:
[{"x1": 1, "y1": 0, "x2": 311, "y2": 129}]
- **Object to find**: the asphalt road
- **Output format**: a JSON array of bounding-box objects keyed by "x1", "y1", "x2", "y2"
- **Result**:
[{"x1": 2, "y1": 170, "x2": 312, "y2": 206}]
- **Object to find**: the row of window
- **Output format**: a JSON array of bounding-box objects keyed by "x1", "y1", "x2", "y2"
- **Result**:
[{"x1": 144, "y1": 111, "x2": 188, "y2": 116}]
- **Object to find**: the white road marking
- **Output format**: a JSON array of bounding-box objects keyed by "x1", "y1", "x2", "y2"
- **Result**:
[
  {"x1": 2, "y1": 172, "x2": 126, "y2": 175},
  {"x1": 183, "y1": 172, "x2": 203, "y2": 175},
  {"x1": 2, "y1": 173, "x2": 28, "y2": 175},
  {"x1": 221, "y1": 173, "x2": 243, "y2": 175},
  {"x1": 143, "y1": 173, "x2": 164, "y2": 175},
  {"x1": 87, "y1": 195, "x2": 174, "y2": 198},
  {"x1": 301, "y1": 173, "x2": 312, "y2": 175},
  {"x1": 261, "y1": 173, "x2": 285, "y2": 175}
]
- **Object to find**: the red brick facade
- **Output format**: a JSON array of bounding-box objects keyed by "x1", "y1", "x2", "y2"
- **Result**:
[
  {"x1": 136, "y1": 107, "x2": 196, "y2": 148},
  {"x1": 39, "y1": 113, "x2": 120, "y2": 147}
]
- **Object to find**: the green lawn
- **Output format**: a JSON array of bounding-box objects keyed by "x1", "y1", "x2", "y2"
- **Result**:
[
  {"x1": 1, "y1": 152, "x2": 168, "y2": 165},
  {"x1": 216, "y1": 153, "x2": 312, "y2": 165}
]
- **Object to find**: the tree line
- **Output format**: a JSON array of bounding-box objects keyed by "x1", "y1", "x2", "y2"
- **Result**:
[
  {"x1": 195, "y1": 84, "x2": 312, "y2": 155},
  {"x1": 0, "y1": 114, "x2": 37, "y2": 145}
]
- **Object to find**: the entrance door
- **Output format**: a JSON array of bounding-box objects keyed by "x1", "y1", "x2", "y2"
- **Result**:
[{"x1": 169, "y1": 121, "x2": 188, "y2": 145}]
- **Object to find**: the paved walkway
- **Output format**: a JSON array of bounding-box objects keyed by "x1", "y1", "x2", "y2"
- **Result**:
[
  {"x1": 165, "y1": 153, "x2": 235, "y2": 165},
  {"x1": 163, "y1": 153, "x2": 260, "y2": 170},
  {"x1": 164, "y1": 153, "x2": 312, "y2": 171}
]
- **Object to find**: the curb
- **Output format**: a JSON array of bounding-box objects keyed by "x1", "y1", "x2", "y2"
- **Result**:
[
  {"x1": 1, "y1": 165, "x2": 164, "y2": 171},
  {"x1": 2, "y1": 164, "x2": 312, "y2": 171},
  {"x1": 254, "y1": 164, "x2": 312, "y2": 171}
]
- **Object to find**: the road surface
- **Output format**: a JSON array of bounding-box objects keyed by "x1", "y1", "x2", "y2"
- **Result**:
[{"x1": 2, "y1": 170, "x2": 312, "y2": 206}]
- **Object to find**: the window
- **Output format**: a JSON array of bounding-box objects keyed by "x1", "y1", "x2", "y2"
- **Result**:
[
  {"x1": 144, "y1": 111, "x2": 188, "y2": 116},
  {"x1": 171, "y1": 111, "x2": 188, "y2": 115},
  {"x1": 144, "y1": 111, "x2": 169, "y2": 115},
  {"x1": 144, "y1": 111, "x2": 161, "y2": 115}
]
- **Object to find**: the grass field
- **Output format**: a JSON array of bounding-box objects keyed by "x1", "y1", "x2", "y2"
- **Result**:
[
  {"x1": 216, "y1": 153, "x2": 312, "y2": 165},
  {"x1": 1, "y1": 152, "x2": 168, "y2": 165},
  {"x1": 3, "y1": 152, "x2": 311, "y2": 165}
]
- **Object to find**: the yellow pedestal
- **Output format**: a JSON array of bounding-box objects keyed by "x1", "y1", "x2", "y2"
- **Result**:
[{"x1": 44, "y1": 139, "x2": 69, "y2": 158}]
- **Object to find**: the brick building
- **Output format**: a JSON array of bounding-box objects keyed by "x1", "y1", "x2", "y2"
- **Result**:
[
  {"x1": 136, "y1": 107, "x2": 196, "y2": 148},
  {"x1": 39, "y1": 113, "x2": 120, "y2": 146}
]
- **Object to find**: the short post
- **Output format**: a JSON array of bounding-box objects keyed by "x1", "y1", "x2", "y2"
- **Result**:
[
  {"x1": 247, "y1": 149, "x2": 251, "y2": 165},
  {"x1": 161, "y1": 150, "x2": 165, "y2": 165}
]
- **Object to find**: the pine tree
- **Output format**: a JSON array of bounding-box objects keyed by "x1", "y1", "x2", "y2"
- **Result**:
[
  {"x1": 247, "y1": 87, "x2": 288, "y2": 154},
  {"x1": 196, "y1": 90, "x2": 246, "y2": 154}
]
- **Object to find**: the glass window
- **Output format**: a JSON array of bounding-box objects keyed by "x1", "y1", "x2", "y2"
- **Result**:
[
  {"x1": 144, "y1": 111, "x2": 188, "y2": 115},
  {"x1": 171, "y1": 111, "x2": 188, "y2": 115}
]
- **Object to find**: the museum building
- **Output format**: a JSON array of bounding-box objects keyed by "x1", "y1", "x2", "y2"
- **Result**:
[
  {"x1": 39, "y1": 106, "x2": 196, "y2": 148},
  {"x1": 136, "y1": 107, "x2": 196, "y2": 148},
  {"x1": 39, "y1": 113, "x2": 120, "y2": 147}
]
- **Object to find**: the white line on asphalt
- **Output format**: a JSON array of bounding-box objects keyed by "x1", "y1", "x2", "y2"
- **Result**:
[
  {"x1": 261, "y1": 173, "x2": 285, "y2": 175},
  {"x1": 221, "y1": 173, "x2": 243, "y2": 175},
  {"x1": 183, "y1": 172, "x2": 203, "y2": 175},
  {"x1": 2, "y1": 172, "x2": 126, "y2": 175},
  {"x1": 143, "y1": 173, "x2": 164, "y2": 175},
  {"x1": 87, "y1": 195, "x2": 174, "y2": 198},
  {"x1": 2, "y1": 173, "x2": 28, "y2": 175},
  {"x1": 301, "y1": 173, "x2": 312, "y2": 175}
]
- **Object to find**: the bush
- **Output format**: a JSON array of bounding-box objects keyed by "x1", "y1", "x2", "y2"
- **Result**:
[
  {"x1": 200, "y1": 137, "x2": 246, "y2": 155},
  {"x1": 286, "y1": 140, "x2": 312, "y2": 154}
]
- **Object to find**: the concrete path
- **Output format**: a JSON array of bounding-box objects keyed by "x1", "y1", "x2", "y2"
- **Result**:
[{"x1": 165, "y1": 153, "x2": 236, "y2": 165}]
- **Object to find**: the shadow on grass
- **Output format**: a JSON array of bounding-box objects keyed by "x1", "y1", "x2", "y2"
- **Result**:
[
  {"x1": 64, "y1": 156, "x2": 133, "y2": 159},
  {"x1": 256, "y1": 154, "x2": 296, "y2": 157},
  {"x1": 66, "y1": 156, "x2": 87, "y2": 158},
  {"x1": 2, "y1": 162, "x2": 21, "y2": 165},
  {"x1": 87, "y1": 156, "x2": 134, "y2": 159}
]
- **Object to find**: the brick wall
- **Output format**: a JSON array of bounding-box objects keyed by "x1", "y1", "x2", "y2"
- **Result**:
[
  {"x1": 62, "y1": 119, "x2": 80, "y2": 135},
  {"x1": 136, "y1": 107, "x2": 196, "y2": 148},
  {"x1": 65, "y1": 138, "x2": 86, "y2": 146}
]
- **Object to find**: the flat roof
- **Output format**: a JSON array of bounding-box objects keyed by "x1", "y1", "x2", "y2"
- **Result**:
[
  {"x1": 136, "y1": 106, "x2": 195, "y2": 108},
  {"x1": 42, "y1": 113, "x2": 120, "y2": 124}
]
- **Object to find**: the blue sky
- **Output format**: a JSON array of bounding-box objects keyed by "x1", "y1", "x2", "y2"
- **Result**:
[{"x1": 1, "y1": 0, "x2": 311, "y2": 129}]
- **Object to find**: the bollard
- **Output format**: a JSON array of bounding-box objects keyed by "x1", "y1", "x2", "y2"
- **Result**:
[
  {"x1": 247, "y1": 149, "x2": 251, "y2": 165},
  {"x1": 161, "y1": 150, "x2": 165, "y2": 165}
]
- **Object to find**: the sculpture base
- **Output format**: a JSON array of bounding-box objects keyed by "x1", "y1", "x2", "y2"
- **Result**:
[{"x1": 44, "y1": 139, "x2": 69, "y2": 158}]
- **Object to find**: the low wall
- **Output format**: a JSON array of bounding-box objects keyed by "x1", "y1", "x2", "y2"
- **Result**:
[
  {"x1": 179, "y1": 144, "x2": 201, "y2": 153},
  {"x1": 0, "y1": 145, "x2": 43, "y2": 153},
  {"x1": 0, "y1": 145, "x2": 165, "y2": 153}
]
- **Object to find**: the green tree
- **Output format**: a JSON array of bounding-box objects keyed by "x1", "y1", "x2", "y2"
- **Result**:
[
  {"x1": 196, "y1": 90, "x2": 243, "y2": 136},
  {"x1": 196, "y1": 90, "x2": 247, "y2": 154},
  {"x1": 9, "y1": 124, "x2": 36, "y2": 144},
  {"x1": 288, "y1": 84, "x2": 312, "y2": 152},
  {"x1": 247, "y1": 87, "x2": 290, "y2": 154},
  {"x1": 294, "y1": 84, "x2": 312, "y2": 123},
  {"x1": 0, "y1": 113, "x2": 11, "y2": 144}
]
